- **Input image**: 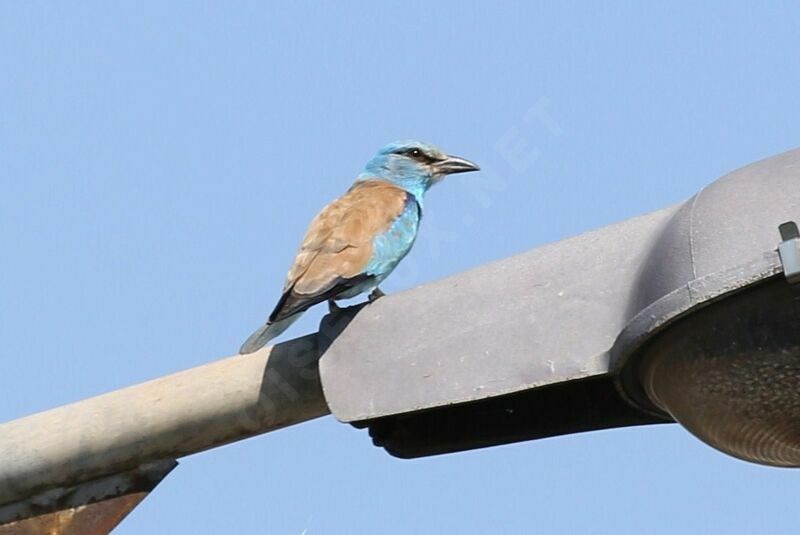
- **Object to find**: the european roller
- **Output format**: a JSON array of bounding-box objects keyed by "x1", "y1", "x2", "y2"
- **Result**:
[{"x1": 239, "y1": 140, "x2": 479, "y2": 354}]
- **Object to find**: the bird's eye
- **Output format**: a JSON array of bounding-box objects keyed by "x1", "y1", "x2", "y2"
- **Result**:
[{"x1": 408, "y1": 149, "x2": 422, "y2": 157}]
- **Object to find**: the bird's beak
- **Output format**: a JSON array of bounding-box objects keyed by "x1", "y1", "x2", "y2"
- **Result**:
[{"x1": 434, "y1": 155, "x2": 480, "y2": 175}]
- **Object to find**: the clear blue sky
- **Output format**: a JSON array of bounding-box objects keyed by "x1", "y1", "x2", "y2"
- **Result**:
[{"x1": 2, "y1": 2, "x2": 799, "y2": 533}]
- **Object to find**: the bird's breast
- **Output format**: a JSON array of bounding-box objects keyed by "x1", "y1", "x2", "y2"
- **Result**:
[{"x1": 365, "y1": 194, "x2": 421, "y2": 278}]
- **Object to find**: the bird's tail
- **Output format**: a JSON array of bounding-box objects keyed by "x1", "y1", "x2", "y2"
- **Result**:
[{"x1": 239, "y1": 313, "x2": 302, "y2": 354}]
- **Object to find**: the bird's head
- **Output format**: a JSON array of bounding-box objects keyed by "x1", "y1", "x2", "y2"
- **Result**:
[{"x1": 358, "y1": 140, "x2": 480, "y2": 199}]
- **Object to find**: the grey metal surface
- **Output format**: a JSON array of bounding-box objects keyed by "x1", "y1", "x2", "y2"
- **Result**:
[
  {"x1": 0, "y1": 335, "x2": 328, "y2": 506},
  {"x1": 612, "y1": 149, "x2": 800, "y2": 410},
  {"x1": 320, "y1": 147, "x2": 800, "y2": 423},
  {"x1": 319, "y1": 206, "x2": 679, "y2": 421}
]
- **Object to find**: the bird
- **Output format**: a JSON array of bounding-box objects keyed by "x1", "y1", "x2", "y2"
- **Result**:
[{"x1": 239, "y1": 140, "x2": 480, "y2": 354}]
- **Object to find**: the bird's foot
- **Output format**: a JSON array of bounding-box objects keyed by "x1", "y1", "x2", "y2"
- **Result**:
[
  {"x1": 368, "y1": 287, "x2": 385, "y2": 303},
  {"x1": 328, "y1": 299, "x2": 342, "y2": 313}
]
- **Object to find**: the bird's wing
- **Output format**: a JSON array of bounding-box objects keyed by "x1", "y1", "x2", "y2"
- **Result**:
[{"x1": 269, "y1": 180, "x2": 411, "y2": 322}]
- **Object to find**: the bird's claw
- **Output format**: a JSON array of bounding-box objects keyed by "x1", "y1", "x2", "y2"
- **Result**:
[
  {"x1": 328, "y1": 299, "x2": 342, "y2": 313},
  {"x1": 368, "y1": 288, "x2": 385, "y2": 302}
]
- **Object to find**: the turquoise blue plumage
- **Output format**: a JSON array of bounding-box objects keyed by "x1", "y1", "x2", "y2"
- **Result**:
[
  {"x1": 365, "y1": 194, "x2": 421, "y2": 279},
  {"x1": 240, "y1": 141, "x2": 479, "y2": 354}
]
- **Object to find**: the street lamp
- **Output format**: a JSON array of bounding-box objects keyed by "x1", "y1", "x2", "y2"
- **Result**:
[
  {"x1": 321, "y1": 148, "x2": 800, "y2": 464},
  {"x1": 1, "y1": 148, "x2": 799, "y2": 532}
]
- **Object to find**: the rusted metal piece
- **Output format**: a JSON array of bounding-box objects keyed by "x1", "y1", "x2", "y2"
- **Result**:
[
  {"x1": 0, "y1": 460, "x2": 176, "y2": 535},
  {"x1": 0, "y1": 493, "x2": 144, "y2": 535}
]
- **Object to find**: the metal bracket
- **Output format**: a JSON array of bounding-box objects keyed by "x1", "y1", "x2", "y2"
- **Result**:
[
  {"x1": 779, "y1": 221, "x2": 800, "y2": 284},
  {"x1": 0, "y1": 460, "x2": 177, "y2": 534}
]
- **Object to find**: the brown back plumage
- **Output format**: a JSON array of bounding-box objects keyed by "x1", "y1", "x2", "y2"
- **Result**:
[{"x1": 269, "y1": 180, "x2": 410, "y2": 322}]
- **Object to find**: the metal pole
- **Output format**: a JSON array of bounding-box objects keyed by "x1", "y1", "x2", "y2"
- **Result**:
[{"x1": 0, "y1": 333, "x2": 328, "y2": 506}]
